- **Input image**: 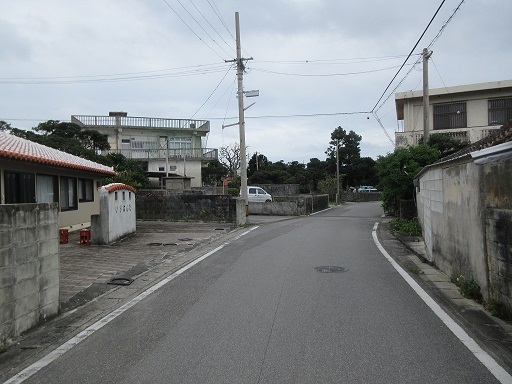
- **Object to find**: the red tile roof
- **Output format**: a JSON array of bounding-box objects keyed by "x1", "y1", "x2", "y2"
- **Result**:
[
  {"x1": 102, "y1": 183, "x2": 137, "y2": 193},
  {"x1": 0, "y1": 132, "x2": 116, "y2": 176}
]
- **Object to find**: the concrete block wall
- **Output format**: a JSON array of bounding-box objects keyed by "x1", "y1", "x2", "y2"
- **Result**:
[
  {"x1": 416, "y1": 150, "x2": 512, "y2": 308},
  {"x1": 136, "y1": 192, "x2": 237, "y2": 222},
  {"x1": 0, "y1": 203, "x2": 60, "y2": 346}
]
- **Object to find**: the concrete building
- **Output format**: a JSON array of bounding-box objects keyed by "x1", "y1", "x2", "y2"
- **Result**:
[
  {"x1": 395, "y1": 80, "x2": 512, "y2": 147},
  {"x1": 0, "y1": 131, "x2": 116, "y2": 230},
  {"x1": 71, "y1": 112, "x2": 218, "y2": 189}
]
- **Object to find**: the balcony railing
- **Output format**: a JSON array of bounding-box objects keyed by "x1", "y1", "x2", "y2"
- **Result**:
[
  {"x1": 102, "y1": 148, "x2": 218, "y2": 161},
  {"x1": 71, "y1": 115, "x2": 210, "y2": 132}
]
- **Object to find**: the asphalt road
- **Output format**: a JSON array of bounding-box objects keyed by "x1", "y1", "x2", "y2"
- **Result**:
[{"x1": 16, "y1": 202, "x2": 501, "y2": 383}]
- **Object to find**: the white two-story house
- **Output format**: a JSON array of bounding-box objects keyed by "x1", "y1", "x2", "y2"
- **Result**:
[
  {"x1": 395, "y1": 80, "x2": 512, "y2": 148},
  {"x1": 71, "y1": 112, "x2": 218, "y2": 189}
]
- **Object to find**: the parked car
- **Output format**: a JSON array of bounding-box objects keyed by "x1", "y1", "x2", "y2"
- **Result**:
[{"x1": 241, "y1": 186, "x2": 273, "y2": 203}]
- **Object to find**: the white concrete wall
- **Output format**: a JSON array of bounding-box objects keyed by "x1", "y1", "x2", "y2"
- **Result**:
[{"x1": 91, "y1": 185, "x2": 136, "y2": 245}]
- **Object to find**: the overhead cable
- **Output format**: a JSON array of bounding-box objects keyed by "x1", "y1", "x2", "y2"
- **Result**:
[
  {"x1": 371, "y1": 0, "x2": 447, "y2": 112},
  {"x1": 161, "y1": 0, "x2": 225, "y2": 60}
]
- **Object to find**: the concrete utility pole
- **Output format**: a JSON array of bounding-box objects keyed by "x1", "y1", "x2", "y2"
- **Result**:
[
  {"x1": 234, "y1": 12, "x2": 252, "y2": 216},
  {"x1": 336, "y1": 140, "x2": 340, "y2": 206},
  {"x1": 422, "y1": 48, "x2": 433, "y2": 144}
]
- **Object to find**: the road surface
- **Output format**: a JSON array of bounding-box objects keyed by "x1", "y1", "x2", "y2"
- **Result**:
[{"x1": 8, "y1": 202, "x2": 506, "y2": 383}]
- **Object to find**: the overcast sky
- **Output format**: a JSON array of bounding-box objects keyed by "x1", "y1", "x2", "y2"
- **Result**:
[{"x1": 1, "y1": 0, "x2": 511, "y2": 164}]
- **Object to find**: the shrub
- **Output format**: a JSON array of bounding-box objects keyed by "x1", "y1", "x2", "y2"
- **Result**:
[
  {"x1": 452, "y1": 275, "x2": 482, "y2": 302},
  {"x1": 389, "y1": 218, "x2": 422, "y2": 237}
]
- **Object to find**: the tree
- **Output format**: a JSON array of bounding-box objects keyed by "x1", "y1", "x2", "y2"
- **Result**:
[
  {"x1": 326, "y1": 126, "x2": 362, "y2": 188},
  {"x1": 104, "y1": 153, "x2": 149, "y2": 189},
  {"x1": 8, "y1": 120, "x2": 110, "y2": 164},
  {"x1": 0, "y1": 121, "x2": 12, "y2": 131},
  {"x1": 219, "y1": 143, "x2": 241, "y2": 177},
  {"x1": 202, "y1": 160, "x2": 228, "y2": 186},
  {"x1": 424, "y1": 133, "x2": 469, "y2": 157},
  {"x1": 376, "y1": 145, "x2": 440, "y2": 213},
  {"x1": 305, "y1": 158, "x2": 327, "y2": 192},
  {"x1": 347, "y1": 157, "x2": 377, "y2": 188}
]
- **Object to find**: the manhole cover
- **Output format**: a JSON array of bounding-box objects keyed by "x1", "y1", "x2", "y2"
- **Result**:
[
  {"x1": 148, "y1": 242, "x2": 162, "y2": 246},
  {"x1": 314, "y1": 266, "x2": 347, "y2": 273},
  {"x1": 107, "y1": 275, "x2": 134, "y2": 285}
]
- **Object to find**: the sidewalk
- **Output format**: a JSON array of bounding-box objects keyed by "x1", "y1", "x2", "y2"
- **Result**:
[{"x1": 59, "y1": 221, "x2": 236, "y2": 311}]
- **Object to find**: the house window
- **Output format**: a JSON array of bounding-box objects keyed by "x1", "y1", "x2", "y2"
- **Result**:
[
  {"x1": 168, "y1": 137, "x2": 192, "y2": 156},
  {"x1": 433, "y1": 102, "x2": 467, "y2": 130},
  {"x1": 5, "y1": 171, "x2": 35, "y2": 204},
  {"x1": 36, "y1": 174, "x2": 58, "y2": 203},
  {"x1": 78, "y1": 178, "x2": 94, "y2": 202},
  {"x1": 60, "y1": 176, "x2": 77, "y2": 211},
  {"x1": 489, "y1": 97, "x2": 512, "y2": 125}
]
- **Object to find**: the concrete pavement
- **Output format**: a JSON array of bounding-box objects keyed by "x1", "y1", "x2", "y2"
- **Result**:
[{"x1": 1, "y1": 215, "x2": 512, "y2": 382}]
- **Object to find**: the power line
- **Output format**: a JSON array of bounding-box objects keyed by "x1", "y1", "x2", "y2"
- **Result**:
[
  {"x1": 189, "y1": 64, "x2": 234, "y2": 119},
  {"x1": 206, "y1": 0, "x2": 235, "y2": 42},
  {"x1": 254, "y1": 54, "x2": 418, "y2": 65},
  {"x1": 250, "y1": 65, "x2": 403, "y2": 77},
  {"x1": 188, "y1": 0, "x2": 234, "y2": 55},
  {"x1": 371, "y1": 0, "x2": 447, "y2": 112},
  {"x1": 174, "y1": 0, "x2": 232, "y2": 58},
  {"x1": 161, "y1": 0, "x2": 225, "y2": 60},
  {"x1": 0, "y1": 64, "x2": 231, "y2": 84}
]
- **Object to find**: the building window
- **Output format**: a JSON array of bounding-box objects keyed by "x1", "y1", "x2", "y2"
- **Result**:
[
  {"x1": 158, "y1": 166, "x2": 165, "y2": 172},
  {"x1": 36, "y1": 174, "x2": 58, "y2": 203},
  {"x1": 5, "y1": 171, "x2": 35, "y2": 204},
  {"x1": 433, "y1": 102, "x2": 467, "y2": 130},
  {"x1": 168, "y1": 137, "x2": 192, "y2": 156},
  {"x1": 489, "y1": 97, "x2": 512, "y2": 125},
  {"x1": 78, "y1": 178, "x2": 94, "y2": 202},
  {"x1": 60, "y1": 176, "x2": 77, "y2": 211}
]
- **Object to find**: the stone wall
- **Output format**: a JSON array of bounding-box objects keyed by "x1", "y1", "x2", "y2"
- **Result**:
[
  {"x1": 136, "y1": 192, "x2": 236, "y2": 222},
  {"x1": 0, "y1": 203, "x2": 60, "y2": 346}
]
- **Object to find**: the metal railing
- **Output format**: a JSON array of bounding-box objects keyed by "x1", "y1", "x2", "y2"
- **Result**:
[
  {"x1": 102, "y1": 148, "x2": 218, "y2": 161},
  {"x1": 71, "y1": 115, "x2": 210, "y2": 132}
]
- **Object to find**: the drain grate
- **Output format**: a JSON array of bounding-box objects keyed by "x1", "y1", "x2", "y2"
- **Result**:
[
  {"x1": 107, "y1": 274, "x2": 134, "y2": 285},
  {"x1": 314, "y1": 266, "x2": 347, "y2": 273},
  {"x1": 148, "y1": 242, "x2": 162, "y2": 246}
]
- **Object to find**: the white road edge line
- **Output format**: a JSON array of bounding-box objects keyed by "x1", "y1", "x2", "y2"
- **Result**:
[
  {"x1": 4, "y1": 226, "x2": 259, "y2": 384},
  {"x1": 372, "y1": 222, "x2": 512, "y2": 383}
]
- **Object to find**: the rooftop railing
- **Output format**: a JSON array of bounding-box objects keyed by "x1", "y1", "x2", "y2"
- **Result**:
[
  {"x1": 101, "y1": 148, "x2": 218, "y2": 161},
  {"x1": 71, "y1": 115, "x2": 210, "y2": 132}
]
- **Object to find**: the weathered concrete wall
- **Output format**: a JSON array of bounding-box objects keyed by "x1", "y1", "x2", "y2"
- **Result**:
[
  {"x1": 482, "y1": 156, "x2": 512, "y2": 303},
  {"x1": 417, "y1": 151, "x2": 512, "y2": 307},
  {"x1": 252, "y1": 195, "x2": 329, "y2": 215},
  {"x1": 136, "y1": 192, "x2": 236, "y2": 222},
  {"x1": 341, "y1": 191, "x2": 381, "y2": 203},
  {"x1": 0, "y1": 203, "x2": 60, "y2": 346},
  {"x1": 256, "y1": 184, "x2": 300, "y2": 197}
]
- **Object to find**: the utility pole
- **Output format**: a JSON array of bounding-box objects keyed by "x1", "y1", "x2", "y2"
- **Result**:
[
  {"x1": 226, "y1": 12, "x2": 252, "y2": 216},
  {"x1": 422, "y1": 48, "x2": 432, "y2": 144},
  {"x1": 336, "y1": 139, "x2": 340, "y2": 206}
]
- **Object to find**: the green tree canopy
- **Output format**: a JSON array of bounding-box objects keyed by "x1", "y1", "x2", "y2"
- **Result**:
[
  {"x1": 104, "y1": 153, "x2": 149, "y2": 189},
  {"x1": 9, "y1": 120, "x2": 110, "y2": 164},
  {"x1": 376, "y1": 145, "x2": 440, "y2": 213},
  {"x1": 202, "y1": 160, "x2": 228, "y2": 186}
]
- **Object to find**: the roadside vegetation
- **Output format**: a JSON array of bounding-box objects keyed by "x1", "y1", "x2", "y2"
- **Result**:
[{"x1": 388, "y1": 217, "x2": 422, "y2": 237}]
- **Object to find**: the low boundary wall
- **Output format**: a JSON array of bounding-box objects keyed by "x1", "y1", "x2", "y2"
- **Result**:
[
  {"x1": 0, "y1": 203, "x2": 60, "y2": 346},
  {"x1": 251, "y1": 195, "x2": 329, "y2": 215},
  {"x1": 136, "y1": 191, "x2": 237, "y2": 222}
]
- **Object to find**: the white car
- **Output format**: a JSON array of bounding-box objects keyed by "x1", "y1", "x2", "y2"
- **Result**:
[{"x1": 243, "y1": 186, "x2": 272, "y2": 203}]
